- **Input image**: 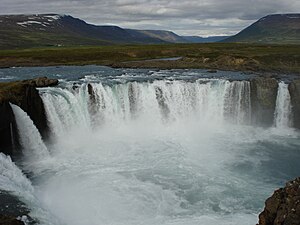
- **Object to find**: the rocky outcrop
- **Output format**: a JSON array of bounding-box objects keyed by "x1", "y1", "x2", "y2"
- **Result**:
[
  {"x1": 0, "y1": 191, "x2": 33, "y2": 225},
  {"x1": 27, "y1": 77, "x2": 58, "y2": 87},
  {"x1": 288, "y1": 80, "x2": 300, "y2": 129},
  {"x1": 0, "y1": 77, "x2": 58, "y2": 156},
  {"x1": 0, "y1": 215, "x2": 24, "y2": 225},
  {"x1": 250, "y1": 77, "x2": 278, "y2": 126},
  {"x1": 258, "y1": 177, "x2": 300, "y2": 225}
]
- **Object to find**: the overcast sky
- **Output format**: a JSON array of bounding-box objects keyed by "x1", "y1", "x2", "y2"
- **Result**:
[{"x1": 1, "y1": 0, "x2": 299, "y2": 36}]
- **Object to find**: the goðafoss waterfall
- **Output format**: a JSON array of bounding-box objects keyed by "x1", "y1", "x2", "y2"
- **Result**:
[{"x1": 3, "y1": 75, "x2": 298, "y2": 225}]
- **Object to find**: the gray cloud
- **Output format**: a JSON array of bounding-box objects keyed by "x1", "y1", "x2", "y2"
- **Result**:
[{"x1": 0, "y1": 0, "x2": 299, "y2": 36}]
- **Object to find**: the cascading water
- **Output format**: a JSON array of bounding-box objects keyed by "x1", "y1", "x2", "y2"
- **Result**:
[
  {"x1": 274, "y1": 81, "x2": 292, "y2": 128},
  {"x1": 0, "y1": 153, "x2": 34, "y2": 201},
  {"x1": 2, "y1": 67, "x2": 300, "y2": 225},
  {"x1": 40, "y1": 79, "x2": 252, "y2": 129},
  {"x1": 0, "y1": 153, "x2": 59, "y2": 225},
  {"x1": 10, "y1": 104, "x2": 49, "y2": 162}
]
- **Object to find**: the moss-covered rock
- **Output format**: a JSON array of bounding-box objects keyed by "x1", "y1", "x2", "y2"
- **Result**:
[
  {"x1": 0, "y1": 77, "x2": 58, "y2": 103},
  {"x1": 0, "y1": 77, "x2": 58, "y2": 156}
]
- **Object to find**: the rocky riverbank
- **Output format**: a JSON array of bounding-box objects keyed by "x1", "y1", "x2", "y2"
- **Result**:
[{"x1": 258, "y1": 177, "x2": 300, "y2": 225}]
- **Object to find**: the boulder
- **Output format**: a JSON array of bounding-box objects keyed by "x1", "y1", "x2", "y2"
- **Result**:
[
  {"x1": 258, "y1": 177, "x2": 300, "y2": 225},
  {"x1": 288, "y1": 80, "x2": 300, "y2": 129},
  {"x1": 250, "y1": 77, "x2": 278, "y2": 126}
]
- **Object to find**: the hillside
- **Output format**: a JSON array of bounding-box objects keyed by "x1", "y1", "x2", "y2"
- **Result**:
[
  {"x1": 223, "y1": 14, "x2": 300, "y2": 44},
  {"x1": 126, "y1": 29, "x2": 187, "y2": 43},
  {"x1": 182, "y1": 36, "x2": 229, "y2": 43},
  {"x1": 0, "y1": 14, "x2": 168, "y2": 49},
  {"x1": 0, "y1": 14, "x2": 236, "y2": 49}
]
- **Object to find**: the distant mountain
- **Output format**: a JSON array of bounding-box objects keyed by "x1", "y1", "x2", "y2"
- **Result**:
[
  {"x1": 127, "y1": 29, "x2": 187, "y2": 43},
  {"x1": 0, "y1": 14, "x2": 168, "y2": 49},
  {"x1": 223, "y1": 14, "x2": 300, "y2": 44},
  {"x1": 0, "y1": 14, "x2": 243, "y2": 50},
  {"x1": 182, "y1": 36, "x2": 229, "y2": 43}
]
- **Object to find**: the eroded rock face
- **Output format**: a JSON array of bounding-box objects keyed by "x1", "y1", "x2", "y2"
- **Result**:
[
  {"x1": 18, "y1": 85, "x2": 49, "y2": 139},
  {"x1": 0, "y1": 77, "x2": 58, "y2": 156},
  {"x1": 258, "y1": 177, "x2": 300, "y2": 225},
  {"x1": 0, "y1": 102, "x2": 19, "y2": 156},
  {"x1": 250, "y1": 77, "x2": 278, "y2": 126},
  {"x1": 288, "y1": 80, "x2": 300, "y2": 129}
]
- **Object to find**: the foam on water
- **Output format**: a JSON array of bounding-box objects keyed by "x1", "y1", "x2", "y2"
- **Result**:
[{"x1": 32, "y1": 117, "x2": 299, "y2": 225}]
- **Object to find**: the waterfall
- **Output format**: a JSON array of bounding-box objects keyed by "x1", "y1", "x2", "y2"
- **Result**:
[
  {"x1": 274, "y1": 82, "x2": 292, "y2": 128},
  {"x1": 10, "y1": 104, "x2": 49, "y2": 161},
  {"x1": 0, "y1": 153, "x2": 34, "y2": 200},
  {"x1": 223, "y1": 81, "x2": 251, "y2": 124},
  {"x1": 40, "y1": 86, "x2": 91, "y2": 138},
  {"x1": 40, "y1": 79, "x2": 252, "y2": 133}
]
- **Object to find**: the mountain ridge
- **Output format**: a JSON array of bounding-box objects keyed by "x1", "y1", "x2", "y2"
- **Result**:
[
  {"x1": 1, "y1": 13, "x2": 300, "y2": 49},
  {"x1": 223, "y1": 14, "x2": 300, "y2": 44}
]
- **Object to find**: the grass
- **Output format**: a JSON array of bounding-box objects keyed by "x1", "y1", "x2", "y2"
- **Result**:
[
  {"x1": 0, "y1": 80, "x2": 28, "y2": 103},
  {"x1": 0, "y1": 43, "x2": 299, "y2": 74}
]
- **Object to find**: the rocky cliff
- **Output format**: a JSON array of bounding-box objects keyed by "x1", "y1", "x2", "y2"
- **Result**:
[
  {"x1": 258, "y1": 177, "x2": 300, "y2": 225},
  {"x1": 288, "y1": 80, "x2": 300, "y2": 129},
  {"x1": 250, "y1": 77, "x2": 278, "y2": 126},
  {"x1": 0, "y1": 77, "x2": 58, "y2": 156}
]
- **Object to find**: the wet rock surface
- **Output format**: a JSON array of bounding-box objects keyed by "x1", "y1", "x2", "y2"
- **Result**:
[
  {"x1": 250, "y1": 77, "x2": 278, "y2": 126},
  {"x1": 258, "y1": 177, "x2": 300, "y2": 225},
  {"x1": 0, "y1": 191, "x2": 32, "y2": 225},
  {"x1": 0, "y1": 102, "x2": 19, "y2": 156},
  {"x1": 288, "y1": 80, "x2": 300, "y2": 129}
]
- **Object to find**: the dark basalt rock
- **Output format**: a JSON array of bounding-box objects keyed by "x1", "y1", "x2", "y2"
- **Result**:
[
  {"x1": 18, "y1": 86, "x2": 49, "y2": 139},
  {"x1": 250, "y1": 77, "x2": 278, "y2": 126},
  {"x1": 0, "y1": 102, "x2": 19, "y2": 156},
  {"x1": 87, "y1": 83, "x2": 98, "y2": 117},
  {"x1": 288, "y1": 80, "x2": 300, "y2": 129},
  {"x1": 0, "y1": 215, "x2": 24, "y2": 225},
  {"x1": 0, "y1": 77, "x2": 58, "y2": 156},
  {"x1": 0, "y1": 191, "x2": 34, "y2": 225},
  {"x1": 258, "y1": 177, "x2": 300, "y2": 225}
]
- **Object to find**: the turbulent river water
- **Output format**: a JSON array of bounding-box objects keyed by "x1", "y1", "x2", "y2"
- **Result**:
[{"x1": 1, "y1": 66, "x2": 300, "y2": 225}]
